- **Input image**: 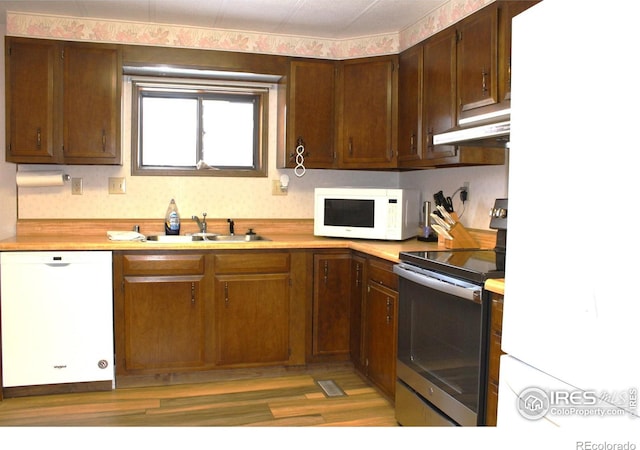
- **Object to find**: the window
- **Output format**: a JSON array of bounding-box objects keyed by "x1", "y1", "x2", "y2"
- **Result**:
[{"x1": 131, "y1": 77, "x2": 269, "y2": 177}]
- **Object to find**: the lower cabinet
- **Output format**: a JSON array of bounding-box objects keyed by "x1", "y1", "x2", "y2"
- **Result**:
[
  {"x1": 114, "y1": 252, "x2": 211, "y2": 373},
  {"x1": 311, "y1": 251, "x2": 352, "y2": 360},
  {"x1": 362, "y1": 257, "x2": 398, "y2": 398},
  {"x1": 213, "y1": 252, "x2": 290, "y2": 366},
  {"x1": 485, "y1": 292, "x2": 504, "y2": 425},
  {"x1": 309, "y1": 251, "x2": 399, "y2": 398},
  {"x1": 112, "y1": 248, "x2": 399, "y2": 396},
  {"x1": 350, "y1": 254, "x2": 367, "y2": 372},
  {"x1": 113, "y1": 250, "x2": 297, "y2": 378}
]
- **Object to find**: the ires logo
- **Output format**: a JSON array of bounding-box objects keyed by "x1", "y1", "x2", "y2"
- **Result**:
[{"x1": 516, "y1": 387, "x2": 638, "y2": 421}]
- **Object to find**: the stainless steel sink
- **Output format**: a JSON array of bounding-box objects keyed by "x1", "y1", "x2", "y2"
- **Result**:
[
  {"x1": 205, "y1": 234, "x2": 270, "y2": 242},
  {"x1": 145, "y1": 233, "x2": 270, "y2": 243}
]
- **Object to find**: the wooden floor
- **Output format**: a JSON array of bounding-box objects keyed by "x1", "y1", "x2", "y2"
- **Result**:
[{"x1": 0, "y1": 365, "x2": 398, "y2": 427}]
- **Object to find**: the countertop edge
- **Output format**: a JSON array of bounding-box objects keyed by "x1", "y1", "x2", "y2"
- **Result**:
[
  {"x1": 0, "y1": 233, "x2": 442, "y2": 263},
  {"x1": 484, "y1": 278, "x2": 505, "y2": 295}
]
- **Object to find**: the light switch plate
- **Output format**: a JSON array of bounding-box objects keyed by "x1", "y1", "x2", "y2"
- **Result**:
[
  {"x1": 272, "y1": 179, "x2": 287, "y2": 196},
  {"x1": 108, "y1": 177, "x2": 126, "y2": 194},
  {"x1": 71, "y1": 178, "x2": 83, "y2": 195}
]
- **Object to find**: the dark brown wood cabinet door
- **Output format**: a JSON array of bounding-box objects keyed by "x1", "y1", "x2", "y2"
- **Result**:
[
  {"x1": 364, "y1": 282, "x2": 397, "y2": 398},
  {"x1": 340, "y1": 56, "x2": 397, "y2": 168},
  {"x1": 350, "y1": 255, "x2": 366, "y2": 370},
  {"x1": 287, "y1": 60, "x2": 336, "y2": 168},
  {"x1": 499, "y1": 1, "x2": 540, "y2": 102},
  {"x1": 424, "y1": 27, "x2": 458, "y2": 162},
  {"x1": 214, "y1": 274, "x2": 289, "y2": 366},
  {"x1": 121, "y1": 276, "x2": 205, "y2": 372},
  {"x1": 397, "y1": 44, "x2": 424, "y2": 166},
  {"x1": 456, "y1": 5, "x2": 498, "y2": 117},
  {"x1": 312, "y1": 253, "x2": 352, "y2": 358},
  {"x1": 486, "y1": 293, "x2": 504, "y2": 426},
  {"x1": 63, "y1": 42, "x2": 121, "y2": 164},
  {"x1": 5, "y1": 38, "x2": 60, "y2": 163}
]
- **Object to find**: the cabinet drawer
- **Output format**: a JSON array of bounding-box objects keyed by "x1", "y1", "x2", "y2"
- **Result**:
[
  {"x1": 214, "y1": 252, "x2": 290, "y2": 274},
  {"x1": 367, "y1": 258, "x2": 398, "y2": 291},
  {"x1": 122, "y1": 253, "x2": 205, "y2": 275}
]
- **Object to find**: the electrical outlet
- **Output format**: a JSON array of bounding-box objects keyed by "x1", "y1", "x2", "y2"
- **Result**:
[
  {"x1": 108, "y1": 177, "x2": 126, "y2": 194},
  {"x1": 462, "y1": 181, "x2": 470, "y2": 202},
  {"x1": 71, "y1": 178, "x2": 83, "y2": 195}
]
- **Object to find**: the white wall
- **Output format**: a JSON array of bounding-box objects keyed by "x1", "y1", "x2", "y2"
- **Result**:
[
  {"x1": 401, "y1": 161, "x2": 509, "y2": 230},
  {"x1": 0, "y1": 24, "x2": 18, "y2": 239}
]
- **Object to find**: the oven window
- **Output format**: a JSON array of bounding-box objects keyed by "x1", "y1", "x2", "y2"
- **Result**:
[
  {"x1": 397, "y1": 278, "x2": 484, "y2": 413},
  {"x1": 324, "y1": 199, "x2": 375, "y2": 227}
]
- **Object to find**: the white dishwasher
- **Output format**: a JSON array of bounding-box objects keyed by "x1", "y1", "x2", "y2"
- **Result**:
[{"x1": 1, "y1": 251, "x2": 114, "y2": 388}]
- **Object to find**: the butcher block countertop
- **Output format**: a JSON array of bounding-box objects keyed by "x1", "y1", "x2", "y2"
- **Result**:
[
  {"x1": 484, "y1": 278, "x2": 505, "y2": 295},
  {"x1": 0, "y1": 219, "x2": 499, "y2": 264}
]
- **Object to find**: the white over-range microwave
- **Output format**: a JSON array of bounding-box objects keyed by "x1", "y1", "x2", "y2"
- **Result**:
[{"x1": 314, "y1": 188, "x2": 420, "y2": 241}]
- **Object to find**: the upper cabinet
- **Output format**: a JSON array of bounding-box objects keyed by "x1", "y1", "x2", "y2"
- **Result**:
[
  {"x1": 5, "y1": 37, "x2": 122, "y2": 165},
  {"x1": 457, "y1": 1, "x2": 539, "y2": 120},
  {"x1": 5, "y1": 38, "x2": 59, "y2": 164},
  {"x1": 396, "y1": 45, "x2": 423, "y2": 167},
  {"x1": 281, "y1": 55, "x2": 397, "y2": 170},
  {"x1": 62, "y1": 42, "x2": 121, "y2": 164},
  {"x1": 338, "y1": 55, "x2": 397, "y2": 169},
  {"x1": 280, "y1": 59, "x2": 337, "y2": 169},
  {"x1": 396, "y1": 0, "x2": 538, "y2": 169},
  {"x1": 456, "y1": 5, "x2": 499, "y2": 119}
]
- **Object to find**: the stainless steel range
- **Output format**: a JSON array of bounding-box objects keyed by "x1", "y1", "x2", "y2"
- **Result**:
[{"x1": 393, "y1": 199, "x2": 507, "y2": 426}]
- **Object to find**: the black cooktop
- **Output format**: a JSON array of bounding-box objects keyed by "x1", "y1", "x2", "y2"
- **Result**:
[{"x1": 399, "y1": 249, "x2": 505, "y2": 284}]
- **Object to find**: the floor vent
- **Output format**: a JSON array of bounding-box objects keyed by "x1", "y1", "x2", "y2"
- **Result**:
[{"x1": 316, "y1": 379, "x2": 347, "y2": 398}]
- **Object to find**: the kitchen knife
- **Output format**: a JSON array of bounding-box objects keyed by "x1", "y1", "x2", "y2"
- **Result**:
[
  {"x1": 436, "y1": 205, "x2": 456, "y2": 225},
  {"x1": 434, "y1": 190, "x2": 455, "y2": 213},
  {"x1": 432, "y1": 224, "x2": 453, "y2": 240},
  {"x1": 430, "y1": 213, "x2": 451, "y2": 231},
  {"x1": 444, "y1": 196, "x2": 454, "y2": 213}
]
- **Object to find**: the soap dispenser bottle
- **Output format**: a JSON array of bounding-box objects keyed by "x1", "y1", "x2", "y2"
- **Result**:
[{"x1": 164, "y1": 199, "x2": 180, "y2": 235}]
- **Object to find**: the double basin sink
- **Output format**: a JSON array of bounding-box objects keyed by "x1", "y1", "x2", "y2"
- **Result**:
[{"x1": 145, "y1": 233, "x2": 270, "y2": 243}]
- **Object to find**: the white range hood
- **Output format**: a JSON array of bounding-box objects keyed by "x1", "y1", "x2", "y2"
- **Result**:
[{"x1": 433, "y1": 109, "x2": 511, "y2": 147}]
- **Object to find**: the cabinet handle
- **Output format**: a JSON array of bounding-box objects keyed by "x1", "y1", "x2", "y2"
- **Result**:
[
  {"x1": 410, "y1": 134, "x2": 416, "y2": 154},
  {"x1": 386, "y1": 297, "x2": 392, "y2": 324},
  {"x1": 426, "y1": 128, "x2": 434, "y2": 150},
  {"x1": 348, "y1": 137, "x2": 353, "y2": 156},
  {"x1": 481, "y1": 67, "x2": 488, "y2": 93},
  {"x1": 290, "y1": 136, "x2": 310, "y2": 161},
  {"x1": 323, "y1": 261, "x2": 329, "y2": 284},
  {"x1": 355, "y1": 263, "x2": 361, "y2": 286},
  {"x1": 102, "y1": 129, "x2": 107, "y2": 152},
  {"x1": 36, "y1": 127, "x2": 42, "y2": 149},
  {"x1": 224, "y1": 281, "x2": 229, "y2": 306},
  {"x1": 191, "y1": 282, "x2": 195, "y2": 304}
]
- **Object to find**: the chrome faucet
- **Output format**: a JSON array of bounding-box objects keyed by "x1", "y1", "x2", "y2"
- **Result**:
[
  {"x1": 192, "y1": 212, "x2": 207, "y2": 233},
  {"x1": 227, "y1": 218, "x2": 235, "y2": 235}
]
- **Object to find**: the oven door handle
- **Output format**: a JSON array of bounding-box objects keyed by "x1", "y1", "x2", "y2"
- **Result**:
[{"x1": 393, "y1": 265, "x2": 481, "y2": 303}]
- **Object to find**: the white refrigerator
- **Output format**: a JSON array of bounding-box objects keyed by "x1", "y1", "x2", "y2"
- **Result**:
[{"x1": 497, "y1": 0, "x2": 640, "y2": 437}]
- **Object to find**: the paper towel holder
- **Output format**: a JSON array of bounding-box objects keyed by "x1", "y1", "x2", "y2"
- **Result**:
[{"x1": 15, "y1": 171, "x2": 72, "y2": 187}]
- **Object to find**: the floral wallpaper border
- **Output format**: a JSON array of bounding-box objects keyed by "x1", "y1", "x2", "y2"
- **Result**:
[{"x1": 6, "y1": 0, "x2": 493, "y2": 59}]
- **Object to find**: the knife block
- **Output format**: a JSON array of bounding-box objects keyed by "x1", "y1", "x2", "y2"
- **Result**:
[{"x1": 440, "y1": 222, "x2": 480, "y2": 249}]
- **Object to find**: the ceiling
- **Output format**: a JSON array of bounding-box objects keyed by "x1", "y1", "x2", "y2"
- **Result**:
[{"x1": 0, "y1": 0, "x2": 450, "y2": 39}]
